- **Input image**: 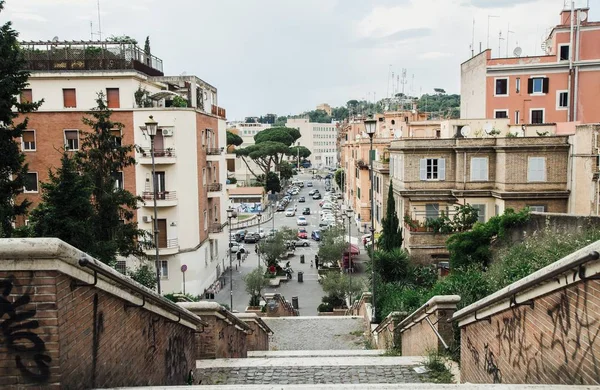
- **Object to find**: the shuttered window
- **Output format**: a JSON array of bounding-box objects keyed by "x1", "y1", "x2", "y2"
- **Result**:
[
  {"x1": 470, "y1": 158, "x2": 489, "y2": 181},
  {"x1": 106, "y1": 88, "x2": 120, "y2": 108},
  {"x1": 21, "y1": 89, "x2": 32, "y2": 103},
  {"x1": 528, "y1": 77, "x2": 549, "y2": 94},
  {"x1": 22, "y1": 130, "x2": 36, "y2": 151},
  {"x1": 64, "y1": 130, "x2": 79, "y2": 150},
  {"x1": 527, "y1": 157, "x2": 546, "y2": 182},
  {"x1": 419, "y1": 158, "x2": 446, "y2": 180},
  {"x1": 110, "y1": 129, "x2": 122, "y2": 146},
  {"x1": 63, "y1": 88, "x2": 76, "y2": 108}
]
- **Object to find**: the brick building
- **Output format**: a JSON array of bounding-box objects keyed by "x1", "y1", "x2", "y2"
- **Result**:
[{"x1": 15, "y1": 40, "x2": 229, "y2": 296}]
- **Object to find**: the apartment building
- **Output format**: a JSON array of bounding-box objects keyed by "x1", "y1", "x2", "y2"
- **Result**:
[
  {"x1": 16, "y1": 40, "x2": 229, "y2": 296},
  {"x1": 461, "y1": 3, "x2": 600, "y2": 124},
  {"x1": 226, "y1": 122, "x2": 272, "y2": 184},
  {"x1": 287, "y1": 118, "x2": 338, "y2": 168}
]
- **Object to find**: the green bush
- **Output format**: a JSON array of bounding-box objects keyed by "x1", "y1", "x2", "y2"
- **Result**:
[{"x1": 426, "y1": 266, "x2": 492, "y2": 310}]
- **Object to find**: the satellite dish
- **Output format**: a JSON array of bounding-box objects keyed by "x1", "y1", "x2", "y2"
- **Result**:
[
  {"x1": 513, "y1": 47, "x2": 522, "y2": 57},
  {"x1": 483, "y1": 123, "x2": 494, "y2": 134},
  {"x1": 461, "y1": 126, "x2": 471, "y2": 137},
  {"x1": 52, "y1": 36, "x2": 59, "y2": 42},
  {"x1": 579, "y1": 11, "x2": 588, "y2": 22},
  {"x1": 542, "y1": 38, "x2": 553, "y2": 54}
]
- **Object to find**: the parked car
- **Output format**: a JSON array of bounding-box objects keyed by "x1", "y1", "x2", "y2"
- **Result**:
[
  {"x1": 322, "y1": 203, "x2": 333, "y2": 210},
  {"x1": 276, "y1": 204, "x2": 286, "y2": 212},
  {"x1": 319, "y1": 220, "x2": 331, "y2": 228},
  {"x1": 253, "y1": 228, "x2": 265, "y2": 239},
  {"x1": 306, "y1": 182, "x2": 313, "y2": 187},
  {"x1": 302, "y1": 207, "x2": 311, "y2": 215},
  {"x1": 296, "y1": 216, "x2": 308, "y2": 226},
  {"x1": 285, "y1": 208, "x2": 296, "y2": 217},
  {"x1": 229, "y1": 242, "x2": 246, "y2": 253},
  {"x1": 289, "y1": 239, "x2": 310, "y2": 247},
  {"x1": 308, "y1": 189, "x2": 318, "y2": 196},
  {"x1": 311, "y1": 230, "x2": 322, "y2": 241},
  {"x1": 268, "y1": 228, "x2": 278, "y2": 237},
  {"x1": 297, "y1": 228, "x2": 308, "y2": 239},
  {"x1": 298, "y1": 196, "x2": 306, "y2": 203},
  {"x1": 244, "y1": 233, "x2": 260, "y2": 244},
  {"x1": 235, "y1": 229, "x2": 248, "y2": 241},
  {"x1": 312, "y1": 193, "x2": 322, "y2": 200}
]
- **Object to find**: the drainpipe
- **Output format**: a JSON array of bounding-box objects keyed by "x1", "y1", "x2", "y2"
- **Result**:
[
  {"x1": 574, "y1": 8, "x2": 582, "y2": 122},
  {"x1": 463, "y1": 151, "x2": 467, "y2": 191},
  {"x1": 567, "y1": 0, "x2": 575, "y2": 121}
]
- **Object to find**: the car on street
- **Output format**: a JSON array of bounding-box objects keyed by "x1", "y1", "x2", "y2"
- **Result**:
[
  {"x1": 229, "y1": 242, "x2": 246, "y2": 253},
  {"x1": 253, "y1": 228, "x2": 265, "y2": 239},
  {"x1": 276, "y1": 204, "x2": 286, "y2": 212},
  {"x1": 319, "y1": 220, "x2": 332, "y2": 228},
  {"x1": 306, "y1": 182, "x2": 313, "y2": 187},
  {"x1": 297, "y1": 228, "x2": 308, "y2": 239},
  {"x1": 235, "y1": 229, "x2": 248, "y2": 241},
  {"x1": 308, "y1": 189, "x2": 319, "y2": 196},
  {"x1": 287, "y1": 239, "x2": 310, "y2": 247},
  {"x1": 312, "y1": 193, "x2": 322, "y2": 200},
  {"x1": 285, "y1": 208, "x2": 296, "y2": 217},
  {"x1": 268, "y1": 228, "x2": 278, "y2": 237},
  {"x1": 298, "y1": 196, "x2": 305, "y2": 203},
  {"x1": 302, "y1": 207, "x2": 311, "y2": 215},
  {"x1": 322, "y1": 203, "x2": 333, "y2": 210},
  {"x1": 244, "y1": 233, "x2": 260, "y2": 243},
  {"x1": 296, "y1": 216, "x2": 308, "y2": 226},
  {"x1": 311, "y1": 230, "x2": 322, "y2": 241}
]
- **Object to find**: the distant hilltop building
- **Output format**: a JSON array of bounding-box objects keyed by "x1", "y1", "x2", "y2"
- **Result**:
[{"x1": 316, "y1": 103, "x2": 332, "y2": 116}]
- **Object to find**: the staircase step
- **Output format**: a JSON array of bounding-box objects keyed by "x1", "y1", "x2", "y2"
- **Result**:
[
  {"x1": 248, "y1": 350, "x2": 385, "y2": 358},
  {"x1": 197, "y1": 356, "x2": 422, "y2": 369}
]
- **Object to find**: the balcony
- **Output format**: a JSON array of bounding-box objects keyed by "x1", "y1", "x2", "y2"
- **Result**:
[
  {"x1": 21, "y1": 41, "x2": 164, "y2": 76},
  {"x1": 141, "y1": 191, "x2": 178, "y2": 207},
  {"x1": 138, "y1": 148, "x2": 176, "y2": 165},
  {"x1": 205, "y1": 147, "x2": 223, "y2": 162},
  {"x1": 206, "y1": 183, "x2": 223, "y2": 198},
  {"x1": 209, "y1": 222, "x2": 227, "y2": 235},
  {"x1": 211, "y1": 104, "x2": 227, "y2": 119},
  {"x1": 143, "y1": 237, "x2": 179, "y2": 256}
]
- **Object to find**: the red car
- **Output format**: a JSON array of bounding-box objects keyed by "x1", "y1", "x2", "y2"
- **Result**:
[{"x1": 297, "y1": 228, "x2": 308, "y2": 239}]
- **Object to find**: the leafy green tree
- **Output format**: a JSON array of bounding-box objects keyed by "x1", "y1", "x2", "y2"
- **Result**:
[
  {"x1": 28, "y1": 153, "x2": 95, "y2": 251},
  {"x1": 0, "y1": 0, "x2": 43, "y2": 237},
  {"x1": 417, "y1": 93, "x2": 460, "y2": 119},
  {"x1": 332, "y1": 106, "x2": 349, "y2": 121},
  {"x1": 274, "y1": 116, "x2": 287, "y2": 127},
  {"x1": 257, "y1": 230, "x2": 288, "y2": 267},
  {"x1": 334, "y1": 169, "x2": 345, "y2": 191},
  {"x1": 265, "y1": 171, "x2": 281, "y2": 193},
  {"x1": 378, "y1": 180, "x2": 403, "y2": 251},
  {"x1": 307, "y1": 109, "x2": 331, "y2": 123},
  {"x1": 128, "y1": 263, "x2": 157, "y2": 289},
  {"x1": 226, "y1": 130, "x2": 243, "y2": 147},
  {"x1": 77, "y1": 93, "x2": 147, "y2": 264},
  {"x1": 243, "y1": 266, "x2": 269, "y2": 307},
  {"x1": 321, "y1": 272, "x2": 362, "y2": 303},
  {"x1": 287, "y1": 145, "x2": 312, "y2": 160},
  {"x1": 278, "y1": 161, "x2": 294, "y2": 181},
  {"x1": 318, "y1": 226, "x2": 347, "y2": 266},
  {"x1": 107, "y1": 35, "x2": 138, "y2": 44}
]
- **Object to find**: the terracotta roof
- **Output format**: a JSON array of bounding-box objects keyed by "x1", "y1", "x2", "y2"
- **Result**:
[{"x1": 228, "y1": 187, "x2": 265, "y2": 196}]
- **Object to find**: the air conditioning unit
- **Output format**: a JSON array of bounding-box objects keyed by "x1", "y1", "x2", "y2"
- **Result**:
[
  {"x1": 142, "y1": 215, "x2": 152, "y2": 223},
  {"x1": 162, "y1": 128, "x2": 174, "y2": 137}
]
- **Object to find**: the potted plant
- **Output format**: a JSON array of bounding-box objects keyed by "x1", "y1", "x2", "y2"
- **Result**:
[
  {"x1": 243, "y1": 267, "x2": 268, "y2": 311},
  {"x1": 166, "y1": 147, "x2": 173, "y2": 157}
]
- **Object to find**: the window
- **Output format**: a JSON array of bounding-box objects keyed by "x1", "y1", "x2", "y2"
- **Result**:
[
  {"x1": 160, "y1": 260, "x2": 168, "y2": 279},
  {"x1": 24, "y1": 172, "x2": 38, "y2": 193},
  {"x1": 110, "y1": 129, "x2": 122, "y2": 146},
  {"x1": 559, "y1": 44, "x2": 570, "y2": 61},
  {"x1": 115, "y1": 261, "x2": 127, "y2": 274},
  {"x1": 527, "y1": 157, "x2": 546, "y2": 182},
  {"x1": 204, "y1": 210, "x2": 208, "y2": 231},
  {"x1": 557, "y1": 91, "x2": 568, "y2": 110},
  {"x1": 22, "y1": 130, "x2": 36, "y2": 151},
  {"x1": 528, "y1": 77, "x2": 549, "y2": 94},
  {"x1": 494, "y1": 110, "x2": 508, "y2": 119},
  {"x1": 528, "y1": 205, "x2": 546, "y2": 212},
  {"x1": 471, "y1": 204, "x2": 486, "y2": 223},
  {"x1": 495, "y1": 78, "x2": 508, "y2": 96},
  {"x1": 357, "y1": 188, "x2": 361, "y2": 199},
  {"x1": 419, "y1": 158, "x2": 446, "y2": 180},
  {"x1": 470, "y1": 157, "x2": 489, "y2": 181},
  {"x1": 64, "y1": 130, "x2": 79, "y2": 150},
  {"x1": 495, "y1": 205, "x2": 500, "y2": 217},
  {"x1": 515, "y1": 110, "x2": 520, "y2": 125},
  {"x1": 62, "y1": 88, "x2": 76, "y2": 108},
  {"x1": 425, "y1": 204, "x2": 439, "y2": 219},
  {"x1": 21, "y1": 89, "x2": 32, "y2": 103},
  {"x1": 530, "y1": 109, "x2": 544, "y2": 124},
  {"x1": 112, "y1": 171, "x2": 124, "y2": 190},
  {"x1": 106, "y1": 88, "x2": 120, "y2": 108},
  {"x1": 516, "y1": 78, "x2": 521, "y2": 93}
]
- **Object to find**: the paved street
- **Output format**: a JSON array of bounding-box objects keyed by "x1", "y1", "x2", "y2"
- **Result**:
[{"x1": 214, "y1": 172, "x2": 361, "y2": 315}]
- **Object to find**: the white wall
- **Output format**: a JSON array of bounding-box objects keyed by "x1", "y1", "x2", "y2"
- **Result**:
[
  {"x1": 460, "y1": 52, "x2": 488, "y2": 119},
  {"x1": 287, "y1": 118, "x2": 337, "y2": 167}
]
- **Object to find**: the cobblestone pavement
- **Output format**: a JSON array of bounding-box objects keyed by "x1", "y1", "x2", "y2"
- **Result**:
[
  {"x1": 196, "y1": 365, "x2": 426, "y2": 385},
  {"x1": 264, "y1": 317, "x2": 366, "y2": 350}
]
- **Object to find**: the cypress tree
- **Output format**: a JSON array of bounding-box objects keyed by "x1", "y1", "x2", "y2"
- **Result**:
[{"x1": 379, "y1": 180, "x2": 403, "y2": 251}]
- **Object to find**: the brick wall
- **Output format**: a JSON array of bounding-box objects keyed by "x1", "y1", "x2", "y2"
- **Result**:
[
  {"x1": 235, "y1": 314, "x2": 271, "y2": 352},
  {"x1": 374, "y1": 312, "x2": 406, "y2": 350},
  {"x1": 460, "y1": 280, "x2": 600, "y2": 385}
]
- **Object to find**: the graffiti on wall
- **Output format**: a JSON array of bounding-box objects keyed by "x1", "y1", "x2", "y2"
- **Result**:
[
  {"x1": 236, "y1": 203, "x2": 262, "y2": 214},
  {"x1": 165, "y1": 335, "x2": 188, "y2": 383},
  {"x1": 0, "y1": 275, "x2": 52, "y2": 382},
  {"x1": 467, "y1": 281, "x2": 600, "y2": 384}
]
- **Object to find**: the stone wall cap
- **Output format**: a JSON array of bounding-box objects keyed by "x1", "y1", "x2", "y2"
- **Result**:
[
  {"x1": 235, "y1": 313, "x2": 273, "y2": 334},
  {"x1": 397, "y1": 295, "x2": 460, "y2": 332},
  {"x1": 178, "y1": 301, "x2": 251, "y2": 332}
]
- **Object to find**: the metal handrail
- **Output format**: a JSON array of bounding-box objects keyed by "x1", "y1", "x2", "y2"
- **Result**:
[
  {"x1": 77, "y1": 258, "x2": 206, "y2": 326},
  {"x1": 142, "y1": 191, "x2": 177, "y2": 201},
  {"x1": 139, "y1": 148, "x2": 176, "y2": 158},
  {"x1": 206, "y1": 148, "x2": 222, "y2": 155},
  {"x1": 453, "y1": 251, "x2": 600, "y2": 322},
  {"x1": 206, "y1": 183, "x2": 223, "y2": 192}
]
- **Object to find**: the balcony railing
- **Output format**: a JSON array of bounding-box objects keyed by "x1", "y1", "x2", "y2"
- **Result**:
[
  {"x1": 206, "y1": 148, "x2": 222, "y2": 156},
  {"x1": 206, "y1": 183, "x2": 223, "y2": 192},
  {"x1": 163, "y1": 238, "x2": 178, "y2": 249},
  {"x1": 209, "y1": 222, "x2": 226, "y2": 234},
  {"x1": 211, "y1": 104, "x2": 226, "y2": 118},
  {"x1": 138, "y1": 148, "x2": 176, "y2": 158},
  {"x1": 141, "y1": 237, "x2": 178, "y2": 250},
  {"x1": 142, "y1": 191, "x2": 177, "y2": 201}
]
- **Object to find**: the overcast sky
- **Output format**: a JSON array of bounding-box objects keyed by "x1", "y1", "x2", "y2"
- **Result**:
[{"x1": 3, "y1": 0, "x2": 598, "y2": 120}]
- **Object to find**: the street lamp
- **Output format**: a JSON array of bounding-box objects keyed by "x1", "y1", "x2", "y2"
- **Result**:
[
  {"x1": 296, "y1": 142, "x2": 300, "y2": 171},
  {"x1": 345, "y1": 208, "x2": 354, "y2": 306},
  {"x1": 144, "y1": 115, "x2": 161, "y2": 294},
  {"x1": 227, "y1": 206, "x2": 238, "y2": 310},
  {"x1": 364, "y1": 117, "x2": 377, "y2": 323},
  {"x1": 257, "y1": 212, "x2": 262, "y2": 268}
]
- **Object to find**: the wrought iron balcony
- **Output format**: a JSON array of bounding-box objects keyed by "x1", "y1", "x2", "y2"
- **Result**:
[
  {"x1": 206, "y1": 183, "x2": 223, "y2": 192},
  {"x1": 206, "y1": 148, "x2": 222, "y2": 156},
  {"x1": 141, "y1": 191, "x2": 177, "y2": 201},
  {"x1": 138, "y1": 148, "x2": 176, "y2": 158}
]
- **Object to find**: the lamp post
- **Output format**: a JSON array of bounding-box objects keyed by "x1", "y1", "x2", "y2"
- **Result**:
[
  {"x1": 144, "y1": 116, "x2": 161, "y2": 294},
  {"x1": 345, "y1": 208, "x2": 354, "y2": 305},
  {"x1": 364, "y1": 117, "x2": 377, "y2": 323},
  {"x1": 296, "y1": 142, "x2": 300, "y2": 171},
  {"x1": 257, "y1": 212, "x2": 262, "y2": 268},
  {"x1": 227, "y1": 207, "x2": 238, "y2": 310}
]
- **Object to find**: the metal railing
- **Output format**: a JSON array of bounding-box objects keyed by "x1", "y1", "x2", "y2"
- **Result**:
[
  {"x1": 142, "y1": 191, "x2": 177, "y2": 201},
  {"x1": 138, "y1": 147, "x2": 176, "y2": 158},
  {"x1": 164, "y1": 238, "x2": 178, "y2": 249},
  {"x1": 206, "y1": 183, "x2": 223, "y2": 192},
  {"x1": 206, "y1": 148, "x2": 222, "y2": 156},
  {"x1": 209, "y1": 222, "x2": 226, "y2": 234}
]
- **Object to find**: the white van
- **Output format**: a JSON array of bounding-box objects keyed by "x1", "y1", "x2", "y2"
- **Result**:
[{"x1": 292, "y1": 180, "x2": 304, "y2": 188}]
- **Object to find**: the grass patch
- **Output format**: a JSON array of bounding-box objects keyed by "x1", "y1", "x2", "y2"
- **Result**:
[
  {"x1": 349, "y1": 330, "x2": 363, "y2": 337},
  {"x1": 422, "y1": 351, "x2": 454, "y2": 383},
  {"x1": 237, "y1": 214, "x2": 252, "y2": 221}
]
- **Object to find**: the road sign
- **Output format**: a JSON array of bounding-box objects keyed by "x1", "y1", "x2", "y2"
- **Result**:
[{"x1": 180, "y1": 264, "x2": 188, "y2": 273}]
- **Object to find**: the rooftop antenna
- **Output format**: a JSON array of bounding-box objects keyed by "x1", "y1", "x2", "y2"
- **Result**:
[
  {"x1": 498, "y1": 30, "x2": 504, "y2": 58},
  {"x1": 506, "y1": 24, "x2": 515, "y2": 57},
  {"x1": 471, "y1": 18, "x2": 475, "y2": 57},
  {"x1": 97, "y1": 0, "x2": 102, "y2": 41},
  {"x1": 401, "y1": 68, "x2": 407, "y2": 96}
]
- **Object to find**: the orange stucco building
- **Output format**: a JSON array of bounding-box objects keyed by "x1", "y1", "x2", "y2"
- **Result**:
[{"x1": 462, "y1": 3, "x2": 600, "y2": 125}]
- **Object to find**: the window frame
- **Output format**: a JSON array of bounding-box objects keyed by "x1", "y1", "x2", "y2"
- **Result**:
[
  {"x1": 515, "y1": 77, "x2": 521, "y2": 94},
  {"x1": 62, "y1": 88, "x2": 77, "y2": 108},
  {"x1": 558, "y1": 44, "x2": 570, "y2": 61},
  {"x1": 493, "y1": 109, "x2": 509, "y2": 119},
  {"x1": 470, "y1": 157, "x2": 489, "y2": 182},
  {"x1": 527, "y1": 205, "x2": 546, "y2": 212},
  {"x1": 529, "y1": 76, "x2": 548, "y2": 95},
  {"x1": 160, "y1": 260, "x2": 169, "y2": 279},
  {"x1": 21, "y1": 130, "x2": 36, "y2": 151},
  {"x1": 24, "y1": 172, "x2": 39, "y2": 193},
  {"x1": 494, "y1": 77, "x2": 509, "y2": 97},
  {"x1": 113, "y1": 171, "x2": 124, "y2": 190},
  {"x1": 527, "y1": 157, "x2": 547, "y2": 182},
  {"x1": 556, "y1": 90, "x2": 568, "y2": 110},
  {"x1": 530, "y1": 108, "x2": 545, "y2": 124},
  {"x1": 471, "y1": 204, "x2": 486, "y2": 223},
  {"x1": 64, "y1": 129, "x2": 80, "y2": 151},
  {"x1": 420, "y1": 158, "x2": 446, "y2": 181},
  {"x1": 106, "y1": 88, "x2": 120, "y2": 108},
  {"x1": 21, "y1": 89, "x2": 33, "y2": 103},
  {"x1": 515, "y1": 110, "x2": 520, "y2": 125}
]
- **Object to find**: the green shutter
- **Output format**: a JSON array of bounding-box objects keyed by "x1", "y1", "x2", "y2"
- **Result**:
[
  {"x1": 358, "y1": 188, "x2": 361, "y2": 199},
  {"x1": 370, "y1": 150, "x2": 375, "y2": 162}
]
